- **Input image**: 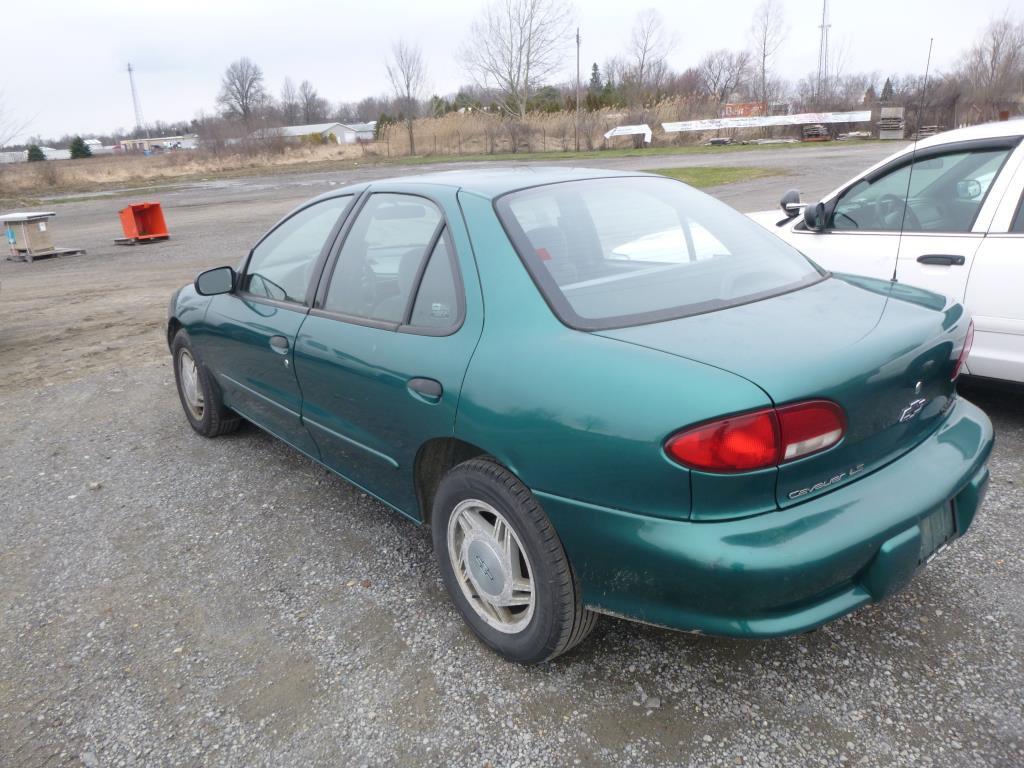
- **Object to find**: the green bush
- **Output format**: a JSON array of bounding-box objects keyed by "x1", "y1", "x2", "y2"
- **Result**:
[
  {"x1": 69, "y1": 136, "x2": 92, "y2": 159},
  {"x1": 27, "y1": 145, "x2": 46, "y2": 162}
]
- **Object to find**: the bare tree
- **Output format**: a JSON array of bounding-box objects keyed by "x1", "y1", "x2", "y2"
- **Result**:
[
  {"x1": 386, "y1": 40, "x2": 428, "y2": 155},
  {"x1": 299, "y1": 80, "x2": 329, "y2": 124},
  {"x1": 0, "y1": 93, "x2": 28, "y2": 148},
  {"x1": 957, "y1": 13, "x2": 1024, "y2": 121},
  {"x1": 698, "y1": 49, "x2": 751, "y2": 104},
  {"x1": 280, "y1": 78, "x2": 300, "y2": 125},
  {"x1": 750, "y1": 0, "x2": 786, "y2": 112},
  {"x1": 601, "y1": 56, "x2": 628, "y2": 92},
  {"x1": 217, "y1": 58, "x2": 268, "y2": 125},
  {"x1": 460, "y1": 0, "x2": 574, "y2": 120},
  {"x1": 626, "y1": 9, "x2": 676, "y2": 106}
]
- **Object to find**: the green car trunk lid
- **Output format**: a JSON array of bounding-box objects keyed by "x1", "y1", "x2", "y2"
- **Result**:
[{"x1": 596, "y1": 275, "x2": 967, "y2": 514}]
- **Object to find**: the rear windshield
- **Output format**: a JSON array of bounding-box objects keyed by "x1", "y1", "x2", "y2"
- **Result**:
[{"x1": 495, "y1": 176, "x2": 825, "y2": 330}]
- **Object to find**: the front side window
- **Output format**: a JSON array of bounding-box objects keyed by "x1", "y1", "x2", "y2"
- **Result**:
[
  {"x1": 830, "y1": 147, "x2": 1010, "y2": 233},
  {"x1": 243, "y1": 195, "x2": 352, "y2": 303},
  {"x1": 323, "y1": 194, "x2": 443, "y2": 323},
  {"x1": 496, "y1": 176, "x2": 824, "y2": 331}
]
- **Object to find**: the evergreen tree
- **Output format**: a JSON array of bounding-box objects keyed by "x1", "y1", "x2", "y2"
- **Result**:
[
  {"x1": 26, "y1": 145, "x2": 45, "y2": 162},
  {"x1": 69, "y1": 136, "x2": 92, "y2": 159},
  {"x1": 880, "y1": 77, "x2": 894, "y2": 102},
  {"x1": 588, "y1": 63, "x2": 602, "y2": 91}
]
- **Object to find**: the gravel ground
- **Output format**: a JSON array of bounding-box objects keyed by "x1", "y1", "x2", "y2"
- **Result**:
[{"x1": 1, "y1": 144, "x2": 1022, "y2": 767}]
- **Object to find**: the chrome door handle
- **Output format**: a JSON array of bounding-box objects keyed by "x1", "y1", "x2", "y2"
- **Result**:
[{"x1": 269, "y1": 335, "x2": 289, "y2": 354}]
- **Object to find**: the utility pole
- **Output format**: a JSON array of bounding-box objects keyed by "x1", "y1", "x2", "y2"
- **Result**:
[
  {"x1": 816, "y1": 0, "x2": 831, "y2": 105},
  {"x1": 574, "y1": 28, "x2": 581, "y2": 152},
  {"x1": 127, "y1": 63, "x2": 149, "y2": 138}
]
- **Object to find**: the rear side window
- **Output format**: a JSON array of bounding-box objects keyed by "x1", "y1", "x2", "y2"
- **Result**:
[
  {"x1": 1012, "y1": 192, "x2": 1024, "y2": 233},
  {"x1": 496, "y1": 176, "x2": 823, "y2": 331},
  {"x1": 323, "y1": 194, "x2": 447, "y2": 324},
  {"x1": 831, "y1": 147, "x2": 1011, "y2": 233},
  {"x1": 410, "y1": 235, "x2": 460, "y2": 328},
  {"x1": 243, "y1": 195, "x2": 351, "y2": 303}
]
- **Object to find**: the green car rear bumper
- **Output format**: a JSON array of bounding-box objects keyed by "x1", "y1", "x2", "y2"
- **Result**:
[{"x1": 538, "y1": 397, "x2": 993, "y2": 638}]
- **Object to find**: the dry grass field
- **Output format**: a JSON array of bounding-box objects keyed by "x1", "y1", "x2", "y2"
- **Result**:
[
  {"x1": 2, "y1": 100, "x2": 806, "y2": 203},
  {"x1": 0, "y1": 143, "x2": 373, "y2": 203}
]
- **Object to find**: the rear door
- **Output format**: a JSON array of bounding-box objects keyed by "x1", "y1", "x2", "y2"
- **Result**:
[
  {"x1": 962, "y1": 157, "x2": 1024, "y2": 382},
  {"x1": 293, "y1": 187, "x2": 483, "y2": 518},
  {"x1": 201, "y1": 194, "x2": 353, "y2": 455}
]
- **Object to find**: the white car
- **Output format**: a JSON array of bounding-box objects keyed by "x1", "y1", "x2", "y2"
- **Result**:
[{"x1": 749, "y1": 121, "x2": 1024, "y2": 384}]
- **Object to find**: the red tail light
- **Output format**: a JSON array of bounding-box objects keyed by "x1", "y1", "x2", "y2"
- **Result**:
[
  {"x1": 665, "y1": 400, "x2": 846, "y2": 473},
  {"x1": 951, "y1": 320, "x2": 974, "y2": 380},
  {"x1": 776, "y1": 400, "x2": 846, "y2": 461},
  {"x1": 665, "y1": 409, "x2": 779, "y2": 472}
]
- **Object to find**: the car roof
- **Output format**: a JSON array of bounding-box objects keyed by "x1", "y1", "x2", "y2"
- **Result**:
[
  {"x1": 913, "y1": 118, "x2": 1024, "y2": 150},
  {"x1": 313, "y1": 166, "x2": 651, "y2": 202}
]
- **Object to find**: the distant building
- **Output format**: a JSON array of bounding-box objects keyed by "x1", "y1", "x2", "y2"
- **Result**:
[
  {"x1": 343, "y1": 122, "x2": 377, "y2": 142},
  {"x1": 84, "y1": 138, "x2": 115, "y2": 155},
  {"x1": 258, "y1": 122, "x2": 376, "y2": 145},
  {"x1": 43, "y1": 147, "x2": 72, "y2": 160},
  {"x1": 119, "y1": 135, "x2": 198, "y2": 152}
]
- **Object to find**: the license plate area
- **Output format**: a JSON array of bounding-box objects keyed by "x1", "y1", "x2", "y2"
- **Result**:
[{"x1": 918, "y1": 502, "x2": 957, "y2": 564}]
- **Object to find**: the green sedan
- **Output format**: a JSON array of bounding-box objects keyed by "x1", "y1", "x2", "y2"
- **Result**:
[{"x1": 167, "y1": 168, "x2": 992, "y2": 663}]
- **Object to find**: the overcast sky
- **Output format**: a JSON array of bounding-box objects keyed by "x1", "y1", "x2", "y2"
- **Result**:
[{"x1": 0, "y1": 0, "x2": 1014, "y2": 143}]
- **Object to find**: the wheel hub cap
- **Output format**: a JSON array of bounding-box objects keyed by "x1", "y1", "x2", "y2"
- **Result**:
[
  {"x1": 447, "y1": 498, "x2": 536, "y2": 634},
  {"x1": 177, "y1": 349, "x2": 204, "y2": 419},
  {"x1": 467, "y1": 539, "x2": 505, "y2": 596}
]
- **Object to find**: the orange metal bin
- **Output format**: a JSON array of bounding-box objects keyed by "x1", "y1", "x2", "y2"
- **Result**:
[{"x1": 118, "y1": 202, "x2": 169, "y2": 242}]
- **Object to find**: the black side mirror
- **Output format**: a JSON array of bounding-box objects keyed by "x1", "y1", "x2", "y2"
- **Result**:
[
  {"x1": 779, "y1": 189, "x2": 802, "y2": 217},
  {"x1": 195, "y1": 266, "x2": 236, "y2": 296},
  {"x1": 803, "y1": 201, "x2": 827, "y2": 232}
]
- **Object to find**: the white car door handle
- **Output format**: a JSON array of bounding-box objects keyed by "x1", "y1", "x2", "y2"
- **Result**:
[{"x1": 917, "y1": 254, "x2": 966, "y2": 266}]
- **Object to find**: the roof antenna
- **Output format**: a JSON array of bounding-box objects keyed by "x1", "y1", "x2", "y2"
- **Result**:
[{"x1": 892, "y1": 37, "x2": 934, "y2": 283}]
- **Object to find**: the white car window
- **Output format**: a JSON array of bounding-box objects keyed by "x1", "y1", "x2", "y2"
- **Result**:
[{"x1": 831, "y1": 147, "x2": 1010, "y2": 233}]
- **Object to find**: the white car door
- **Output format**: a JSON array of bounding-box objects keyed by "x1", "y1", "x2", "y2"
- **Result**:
[
  {"x1": 893, "y1": 141, "x2": 1023, "y2": 300},
  {"x1": 961, "y1": 157, "x2": 1024, "y2": 382},
  {"x1": 784, "y1": 138, "x2": 1020, "y2": 297}
]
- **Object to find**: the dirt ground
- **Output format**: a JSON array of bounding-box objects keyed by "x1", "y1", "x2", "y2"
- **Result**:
[{"x1": 1, "y1": 144, "x2": 1022, "y2": 768}]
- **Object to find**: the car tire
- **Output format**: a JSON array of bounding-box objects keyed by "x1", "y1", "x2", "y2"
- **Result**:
[
  {"x1": 171, "y1": 329, "x2": 240, "y2": 437},
  {"x1": 432, "y1": 457, "x2": 597, "y2": 664}
]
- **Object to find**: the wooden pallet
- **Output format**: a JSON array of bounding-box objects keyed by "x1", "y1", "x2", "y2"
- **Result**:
[
  {"x1": 7, "y1": 247, "x2": 87, "y2": 263},
  {"x1": 114, "y1": 235, "x2": 170, "y2": 246}
]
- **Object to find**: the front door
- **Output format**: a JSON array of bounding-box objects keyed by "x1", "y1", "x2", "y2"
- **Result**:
[
  {"x1": 199, "y1": 194, "x2": 353, "y2": 455},
  {"x1": 796, "y1": 140, "x2": 1017, "y2": 295},
  {"x1": 294, "y1": 190, "x2": 483, "y2": 518}
]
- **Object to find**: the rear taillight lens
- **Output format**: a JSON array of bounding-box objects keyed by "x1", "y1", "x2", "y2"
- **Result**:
[
  {"x1": 665, "y1": 409, "x2": 779, "y2": 472},
  {"x1": 776, "y1": 400, "x2": 846, "y2": 461},
  {"x1": 951, "y1": 320, "x2": 974, "y2": 380},
  {"x1": 665, "y1": 400, "x2": 846, "y2": 473}
]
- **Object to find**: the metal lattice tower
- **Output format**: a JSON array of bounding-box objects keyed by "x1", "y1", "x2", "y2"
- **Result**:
[
  {"x1": 127, "y1": 63, "x2": 149, "y2": 137},
  {"x1": 816, "y1": 0, "x2": 831, "y2": 103}
]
